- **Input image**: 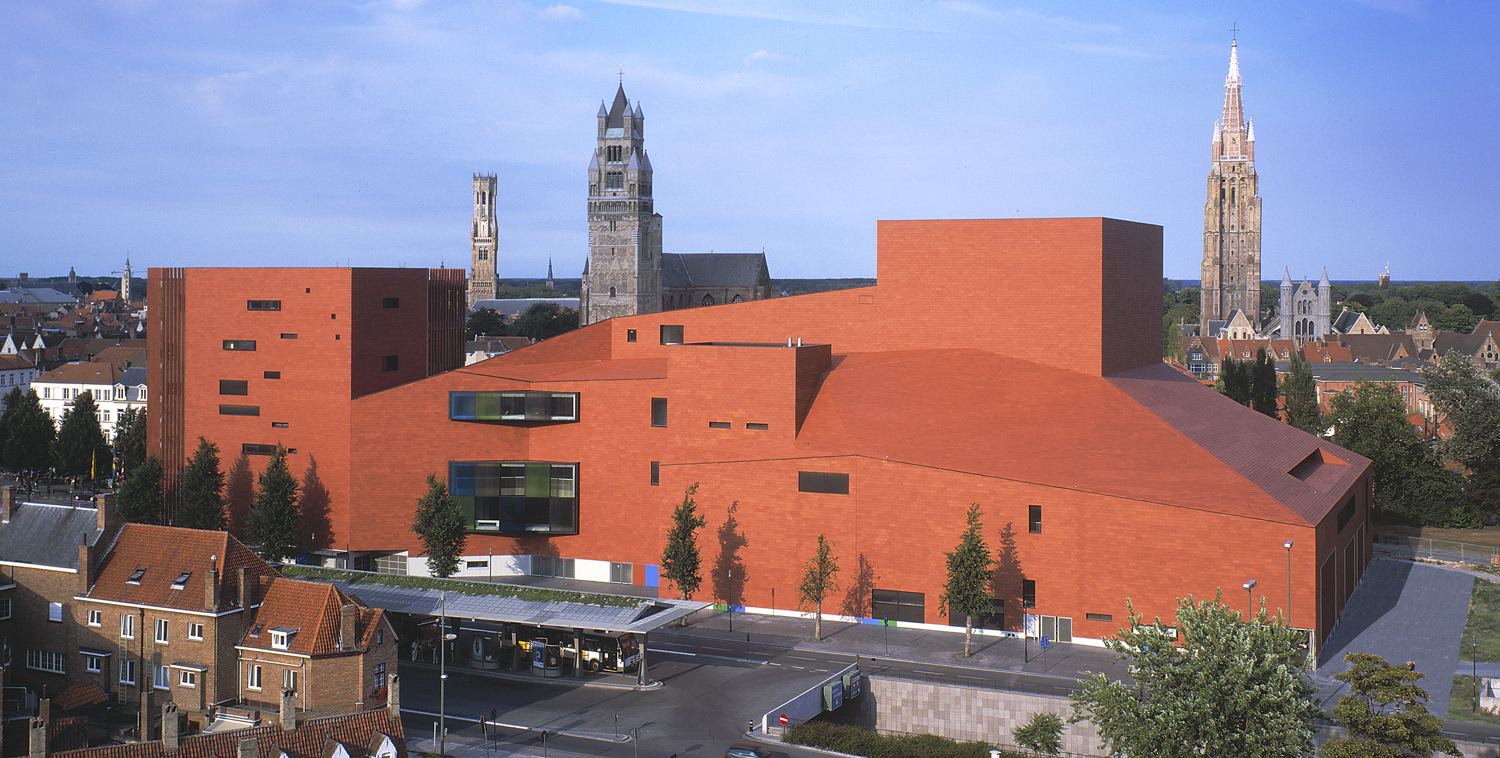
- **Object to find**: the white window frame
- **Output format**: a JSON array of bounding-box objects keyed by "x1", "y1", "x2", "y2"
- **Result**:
[
  {"x1": 120, "y1": 659, "x2": 137, "y2": 685},
  {"x1": 179, "y1": 669, "x2": 197, "y2": 688},
  {"x1": 48, "y1": 601, "x2": 62, "y2": 622},
  {"x1": 1, "y1": 597, "x2": 13, "y2": 620},
  {"x1": 85, "y1": 655, "x2": 103, "y2": 674},
  {"x1": 26, "y1": 649, "x2": 65, "y2": 674},
  {"x1": 284, "y1": 669, "x2": 297, "y2": 691},
  {"x1": 271, "y1": 630, "x2": 289, "y2": 650},
  {"x1": 87, "y1": 609, "x2": 102, "y2": 626},
  {"x1": 153, "y1": 663, "x2": 170, "y2": 690},
  {"x1": 188, "y1": 622, "x2": 204, "y2": 641},
  {"x1": 120, "y1": 614, "x2": 135, "y2": 639},
  {"x1": 154, "y1": 618, "x2": 169, "y2": 644},
  {"x1": 247, "y1": 664, "x2": 262, "y2": 691}
]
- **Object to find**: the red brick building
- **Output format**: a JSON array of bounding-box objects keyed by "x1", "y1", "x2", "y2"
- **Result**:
[{"x1": 148, "y1": 219, "x2": 1373, "y2": 653}]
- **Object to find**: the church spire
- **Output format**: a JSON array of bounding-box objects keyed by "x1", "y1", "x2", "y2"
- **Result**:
[{"x1": 1217, "y1": 41, "x2": 1252, "y2": 163}]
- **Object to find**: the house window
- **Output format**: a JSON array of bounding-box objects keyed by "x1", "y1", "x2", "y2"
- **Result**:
[
  {"x1": 1086, "y1": 613, "x2": 1113, "y2": 622},
  {"x1": 48, "y1": 601, "x2": 62, "y2": 622},
  {"x1": 382, "y1": 355, "x2": 399, "y2": 372},
  {"x1": 243, "y1": 444, "x2": 277, "y2": 455},
  {"x1": 247, "y1": 664, "x2": 262, "y2": 691},
  {"x1": 606, "y1": 172, "x2": 623, "y2": 189},
  {"x1": 85, "y1": 655, "x2": 103, "y2": 673},
  {"x1": 450, "y1": 392, "x2": 578, "y2": 422},
  {"x1": 219, "y1": 404, "x2": 260, "y2": 416},
  {"x1": 188, "y1": 623, "x2": 204, "y2": 641},
  {"x1": 376, "y1": 628, "x2": 384, "y2": 646},
  {"x1": 1022, "y1": 579, "x2": 1037, "y2": 609},
  {"x1": 155, "y1": 618, "x2": 169, "y2": 643},
  {"x1": 88, "y1": 609, "x2": 101, "y2": 626},
  {"x1": 374, "y1": 662, "x2": 386, "y2": 682},
  {"x1": 280, "y1": 333, "x2": 298, "y2": 340},
  {"x1": 246, "y1": 300, "x2": 281, "y2": 311},
  {"x1": 179, "y1": 669, "x2": 197, "y2": 687},
  {"x1": 120, "y1": 614, "x2": 135, "y2": 639},
  {"x1": 223, "y1": 340, "x2": 257, "y2": 351},
  {"x1": 120, "y1": 660, "x2": 137, "y2": 685},
  {"x1": 448, "y1": 461, "x2": 579, "y2": 535},
  {"x1": 271, "y1": 630, "x2": 290, "y2": 650},
  {"x1": 660, "y1": 325, "x2": 684, "y2": 344},
  {"x1": 708, "y1": 421, "x2": 731, "y2": 429},
  {"x1": 651, "y1": 398, "x2": 668, "y2": 427},
  {"x1": 1029, "y1": 505, "x2": 1042, "y2": 534},
  {"x1": 746, "y1": 423, "x2": 768, "y2": 430},
  {"x1": 871, "y1": 589, "x2": 925, "y2": 624},
  {"x1": 382, "y1": 298, "x2": 400, "y2": 309},
  {"x1": 626, "y1": 329, "x2": 637, "y2": 342},
  {"x1": 220, "y1": 380, "x2": 248, "y2": 395},
  {"x1": 26, "y1": 649, "x2": 65, "y2": 674},
  {"x1": 0, "y1": 598, "x2": 9, "y2": 620},
  {"x1": 272, "y1": 422, "x2": 289, "y2": 428},
  {"x1": 284, "y1": 669, "x2": 297, "y2": 690},
  {"x1": 102, "y1": 410, "x2": 110, "y2": 423},
  {"x1": 650, "y1": 461, "x2": 659, "y2": 486},
  {"x1": 798, "y1": 471, "x2": 850, "y2": 495},
  {"x1": 154, "y1": 663, "x2": 170, "y2": 689},
  {"x1": 264, "y1": 371, "x2": 281, "y2": 379}
]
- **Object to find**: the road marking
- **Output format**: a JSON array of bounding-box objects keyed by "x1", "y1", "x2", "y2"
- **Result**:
[
  {"x1": 650, "y1": 648, "x2": 696, "y2": 656},
  {"x1": 914, "y1": 670, "x2": 943, "y2": 676},
  {"x1": 786, "y1": 655, "x2": 817, "y2": 661}
]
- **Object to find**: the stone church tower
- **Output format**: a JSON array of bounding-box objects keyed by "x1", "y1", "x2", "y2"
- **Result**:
[
  {"x1": 1200, "y1": 41, "x2": 1263, "y2": 328},
  {"x1": 580, "y1": 84, "x2": 663, "y2": 326},
  {"x1": 469, "y1": 174, "x2": 498, "y2": 306}
]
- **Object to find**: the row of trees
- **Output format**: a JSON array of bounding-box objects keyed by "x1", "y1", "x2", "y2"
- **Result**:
[
  {"x1": 465, "y1": 303, "x2": 580, "y2": 341},
  {"x1": 0, "y1": 388, "x2": 115, "y2": 484},
  {"x1": 1163, "y1": 278, "x2": 1499, "y2": 334}
]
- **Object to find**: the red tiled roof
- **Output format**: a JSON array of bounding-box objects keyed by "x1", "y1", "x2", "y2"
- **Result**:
[
  {"x1": 86, "y1": 524, "x2": 279, "y2": 611},
  {"x1": 239, "y1": 578, "x2": 388, "y2": 657},
  {"x1": 35, "y1": 362, "x2": 120, "y2": 387},
  {"x1": 55, "y1": 708, "x2": 405, "y2": 758}
]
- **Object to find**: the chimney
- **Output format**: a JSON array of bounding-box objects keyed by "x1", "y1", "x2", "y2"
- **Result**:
[
  {"x1": 206, "y1": 555, "x2": 220, "y2": 613},
  {"x1": 237, "y1": 737, "x2": 258, "y2": 758},
  {"x1": 339, "y1": 604, "x2": 356, "y2": 651},
  {"x1": 2, "y1": 486, "x2": 13, "y2": 522},
  {"x1": 94, "y1": 492, "x2": 116, "y2": 531},
  {"x1": 239, "y1": 566, "x2": 253, "y2": 611},
  {"x1": 139, "y1": 691, "x2": 150, "y2": 743},
  {"x1": 77, "y1": 534, "x2": 93, "y2": 595},
  {"x1": 37, "y1": 698, "x2": 49, "y2": 724},
  {"x1": 28, "y1": 718, "x2": 45, "y2": 758},
  {"x1": 279, "y1": 687, "x2": 296, "y2": 732},
  {"x1": 162, "y1": 702, "x2": 180, "y2": 752},
  {"x1": 386, "y1": 674, "x2": 399, "y2": 715}
]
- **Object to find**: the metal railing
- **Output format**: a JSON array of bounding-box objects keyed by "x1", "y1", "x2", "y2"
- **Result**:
[{"x1": 1374, "y1": 533, "x2": 1500, "y2": 566}]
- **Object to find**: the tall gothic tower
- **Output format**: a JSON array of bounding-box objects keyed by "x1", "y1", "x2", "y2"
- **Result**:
[
  {"x1": 580, "y1": 84, "x2": 662, "y2": 325},
  {"x1": 470, "y1": 174, "x2": 498, "y2": 306},
  {"x1": 1201, "y1": 41, "x2": 1263, "y2": 328}
]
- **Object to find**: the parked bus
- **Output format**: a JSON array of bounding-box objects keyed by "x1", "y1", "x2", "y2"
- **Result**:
[{"x1": 456, "y1": 620, "x2": 639, "y2": 674}]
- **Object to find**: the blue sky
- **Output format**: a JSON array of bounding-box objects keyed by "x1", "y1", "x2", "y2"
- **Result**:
[{"x1": 1, "y1": 0, "x2": 1495, "y2": 282}]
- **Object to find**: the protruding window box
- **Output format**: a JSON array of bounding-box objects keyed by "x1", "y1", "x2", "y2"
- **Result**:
[
  {"x1": 450, "y1": 461, "x2": 578, "y2": 535},
  {"x1": 449, "y1": 391, "x2": 578, "y2": 423}
]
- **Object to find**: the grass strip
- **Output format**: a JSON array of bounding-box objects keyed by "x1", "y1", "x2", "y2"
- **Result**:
[
  {"x1": 280, "y1": 565, "x2": 640, "y2": 608},
  {"x1": 1448, "y1": 675, "x2": 1500, "y2": 725}
]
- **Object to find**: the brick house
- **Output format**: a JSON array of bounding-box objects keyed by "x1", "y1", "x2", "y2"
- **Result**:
[{"x1": 236, "y1": 578, "x2": 395, "y2": 715}]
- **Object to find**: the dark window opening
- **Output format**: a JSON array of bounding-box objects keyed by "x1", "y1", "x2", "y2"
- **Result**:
[
  {"x1": 223, "y1": 340, "x2": 256, "y2": 351},
  {"x1": 264, "y1": 371, "x2": 281, "y2": 379},
  {"x1": 626, "y1": 329, "x2": 637, "y2": 343},
  {"x1": 219, "y1": 380, "x2": 248, "y2": 396},
  {"x1": 709, "y1": 421, "x2": 731, "y2": 429},
  {"x1": 660, "y1": 325, "x2": 684, "y2": 344},
  {"x1": 1022, "y1": 579, "x2": 1036, "y2": 609},
  {"x1": 246, "y1": 300, "x2": 281, "y2": 311},
  {"x1": 382, "y1": 298, "x2": 400, "y2": 309},
  {"x1": 651, "y1": 398, "x2": 668, "y2": 427},
  {"x1": 382, "y1": 355, "x2": 399, "y2": 372},
  {"x1": 448, "y1": 461, "x2": 579, "y2": 535},
  {"x1": 1336, "y1": 495, "x2": 1357, "y2": 532},
  {"x1": 1086, "y1": 613, "x2": 1113, "y2": 622},
  {"x1": 1028, "y1": 505, "x2": 1042, "y2": 534},
  {"x1": 243, "y1": 444, "x2": 276, "y2": 456},
  {"x1": 219, "y1": 405, "x2": 260, "y2": 417},
  {"x1": 746, "y1": 423, "x2": 768, "y2": 430},
  {"x1": 280, "y1": 333, "x2": 297, "y2": 340},
  {"x1": 871, "y1": 589, "x2": 925, "y2": 624},
  {"x1": 450, "y1": 392, "x2": 578, "y2": 422},
  {"x1": 650, "y1": 461, "x2": 660, "y2": 486},
  {"x1": 271, "y1": 422, "x2": 288, "y2": 428},
  {"x1": 798, "y1": 471, "x2": 849, "y2": 495}
]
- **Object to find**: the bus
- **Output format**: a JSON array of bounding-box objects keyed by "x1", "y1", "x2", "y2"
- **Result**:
[{"x1": 457, "y1": 620, "x2": 640, "y2": 674}]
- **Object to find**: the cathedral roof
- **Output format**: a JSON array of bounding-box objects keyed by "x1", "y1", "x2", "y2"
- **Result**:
[
  {"x1": 588, "y1": 152, "x2": 599, "y2": 171},
  {"x1": 597, "y1": 102, "x2": 608, "y2": 118},
  {"x1": 606, "y1": 84, "x2": 630, "y2": 128},
  {"x1": 633, "y1": 102, "x2": 643, "y2": 119},
  {"x1": 627, "y1": 151, "x2": 642, "y2": 170},
  {"x1": 661, "y1": 253, "x2": 769, "y2": 290}
]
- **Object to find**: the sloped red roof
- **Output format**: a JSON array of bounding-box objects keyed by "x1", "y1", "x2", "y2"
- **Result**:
[
  {"x1": 86, "y1": 524, "x2": 279, "y2": 611},
  {"x1": 461, "y1": 356, "x2": 667, "y2": 383},
  {"x1": 239, "y1": 577, "x2": 388, "y2": 657},
  {"x1": 54, "y1": 708, "x2": 405, "y2": 758}
]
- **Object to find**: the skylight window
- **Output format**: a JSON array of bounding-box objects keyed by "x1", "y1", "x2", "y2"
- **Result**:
[
  {"x1": 171, "y1": 571, "x2": 192, "y2": 590},
  {"x1": 126, "y1": 568, "x2": 146, "y2": 584}
]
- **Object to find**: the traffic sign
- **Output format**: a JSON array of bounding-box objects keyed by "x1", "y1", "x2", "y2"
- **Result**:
[
  {"x1": 1040, "y1": 635, "x2": 1050, "y2": 650},
  {"x1": 779, "y1": 714, "x2": 788, "y2": 726}
]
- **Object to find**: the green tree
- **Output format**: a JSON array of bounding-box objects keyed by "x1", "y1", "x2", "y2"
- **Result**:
[
  {"x1": 3, "y1": 389, "x2": 55, "y2": 480},
  {"x1": 797, "y1": 534, "x2": 840, "y2": 642},
  {"x1": 411, "y1": 473, "x2": 468, "y2": 578},
  {"x1": 1219, "y1": 359, "x2": 1250, "y2": 406},
  {"x1": 1436, "y1": 304, "x2": 1478, "y2": 333},
  {"x1": 113, "y1": 406, "x2": 148, "y2": 475},
  {"x1": 1282, "y1": 352, "x2": 1323, "y2": 434},
  {"x1": 465, "y1": 307, "x2": 506, "y2": 338},
  {"x1": 1422, "y1": 351, "x2": 1500, "y2": 471},
  {"x1": 177, "y1": 437, "x2": 227, "y2": 531},
  {"x1": 1069, "y1": 593, "x2": 1317, "y2": 758},
  {"x1": 1251, "y1": 347, "x2": 1279, "y2": 417},
  {"x1": 1327, "y1": 381, "x2": 1422, "y2": 514},
  {"x1": 246, "y1": 445, "x2": 300, "y2": 562},
  {"x1": 512, "y1": 302, "x2": 580, "y2": 341},
  {"x1": 117, "y1": 454, "x2": 164, "y2": 524},
  {"x1": 1012, "y1": 712, "x2": 1063, "y2": 756},
  {"x1": 1162, "y1": 315, "x2": 1182, "y2": 361},
  {"x1": 661, "y1": 483, "x2": 707, "y2": 601},
  {"x1": 1323, "y1": 653, "x2": 1459, "y2": 758},
  {"x1": 1462, "y1": 292, "x2": 1495, "y2": 318},
  {"x1": 939, "y1": 503, "x2": 993, "y2": 657},
  {"x1": 53, "y1": 390, "x2": 111, "y2": 480},
  {"x1": 0, "y1": 386, "x2": 20, "y2": 469}
]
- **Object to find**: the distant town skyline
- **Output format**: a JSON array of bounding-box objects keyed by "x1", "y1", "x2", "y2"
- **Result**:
[{"x1": 1, "y1": 1, "x2": 1495, "y2": 282}]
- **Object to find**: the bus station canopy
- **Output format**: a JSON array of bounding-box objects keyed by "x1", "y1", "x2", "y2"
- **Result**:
[{"x1": 323, "y1": 579, "x2": 709, "y2": 634}]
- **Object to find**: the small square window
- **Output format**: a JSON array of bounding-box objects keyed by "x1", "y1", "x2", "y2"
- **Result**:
[
  {"x1": 382, "y1": 298, "x2": 400, "y2": 309},
  {"x1": 179, "y1": 669, "x2": 197, "y2": 687},
  {"x1": 626, "y1": 329, "x2": 637, "y2": 343},
  {"x1": 86, "y1": 655, "x2": 103, "y2": 674},
  {"x1": 271, "y1": 630, "x2": 290, "y2": 650},
  {"x1": 382, "y1": 355, "x2": 399, "y2": 372},
  {"x1": 188, "y1": 623, "x2": 204, "y2": 641},
  {"x1": 48, "y1": 602, "x2": 62, "y2": 622},
  {"x1": 87, "y1": 609, "x2": 101, "y2": 626}
]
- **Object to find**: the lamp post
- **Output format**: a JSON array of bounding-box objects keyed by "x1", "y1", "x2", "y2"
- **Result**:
[
  {"x1": 1283, "y1": 540, "x2": 1294, "y2": 627},
  {"x1": 1242, "y1": 579, "x2": 1256, "y2": 619},
  {"x1": 438, "y1": 592, "x2": 458, "y2": 756}
]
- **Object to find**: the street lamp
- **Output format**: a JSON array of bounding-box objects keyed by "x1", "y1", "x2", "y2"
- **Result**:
[
  {"x1": 1283, "y1": 540, "x2": 1294, "y2": 627},
  {"x1": 439, "y1": 593, "x2": 458, "y2": 756},
  {"x1": 1243, "y1": 579, "x2": 1256, "y2": 619}
]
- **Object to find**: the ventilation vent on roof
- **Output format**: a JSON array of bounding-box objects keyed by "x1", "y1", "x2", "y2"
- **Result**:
[
  {"x1": 1288, "y1": 450, "x2": 1325, "y2": 482},
  {"x1": 171, "y1": 571, "x2": 192, "y2": 590},
  {"x1": 126, "y1": 567, "x2": 146, "y2": 584}
]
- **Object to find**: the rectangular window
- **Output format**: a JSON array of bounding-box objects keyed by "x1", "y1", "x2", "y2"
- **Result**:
[
  {"x1": 26, "y1": 649, "x2": 65, "y2": 674},
  {"x1": 660, "y1": 325, "x2": 684, "y2": 344},
  {"x1": 1029, "y1": 505, "x2": 1042, "y2": 534},
  {"x1": 271, "y1": 422, "x2": 288, "y2": 428},
  {"x1": 1337, "y1": 495, "x2": 1357, "y2": 532},
  {"x1": 219, "y1": 380, "x2": 248, "y2": 395},
  {"x1": 188, "y1": 623, "x2": 204, "y2": 641},
  {"x1": 0, "y1": 598, "x2": 9, "y2": 620},
  {"x1": 1086, "y1": 613, "x2": 1113, "y2": 622},
  {"x1": 626, "y1": 329, "x2": 637, "y2": 342},
  {"x1": 48, "y1": 601, "x2": 62, "y2": 622},
  {"x1": 247, "y1": 664, "x2": 262, "y2": 690},
  {"x1": 651, "y1": 398, "x2": 668, "y2": 427},
  {"x1": 650, "y1": 461, "x2": 659, "y2": 486},
  {"x1": 532, "y1": 555, "x2": 576, "y2": 578},
  {"x1": 376, "y1": 629, "x2": 384, "y2": 646},
  {"x1": 466, "y1": 560, "x2": 488, "y2": 569},
  {"x1": 246, "y1": 300, "x2": 281, "y2": 311},
  {"x1": 243, "y1": 443, "x2": 277, "y2": 456},
  {"x1": 88, "y1": 609, "x2": 101, "y2": 626},
  {"x1": 798, "y1": 471, "x2": 850, "y2": 495},
  {"x1": 1022, "y1": 579, "x2": 1037, "y2": 609},
  {"x1": 871, "y1": 589, "x2": 925, "y2": 624},
  {"x1": 382, "y1": 297, "x2": 400, "y2": 309},
  {"x1": 86, "y1": 655, "x2": 103, "y2": 673},
  {"x1": 451, "y1": 461, "x2": 578, "y2": 535},
  {"x1": 280, "y1": 333, "x2": 298, "y2": 340},
  {"x1": 223, "y1": 340, "x2": 256, "y2": 351},
  {"x1": 155, "y1": 618, "x2": 168, "y2": 643},
  {"x1": 610, "y1": 562, "x2": 634, "y2": 584},
  {"x1": 382, "y1": 355, "x2": 399, "y2": 372},
  {"x1": 708, "y1": 421, "x2": 731, "y2": 429},
  {"x1": 219, "y1": 405, "x2": 260, "y2": 416},
  {"x1": 271, "y1": 630, "x2": 290, "y2": 649},
  {"x1": 120, "y1": 660, "x2": 137, "y2": 685},
  {"x1": 746, "y1": 423, "x2": 768, "y2": 430},
  {"x1": 179, "y1": 669, "x2": 197, "y2": 687},
  {"x1": 284, "y1": 669, "x2": 297, "y2": 690},
  {"x1": 121, "y1": 614, "x2": 135, "y2": 639},
  {"x1": 450, "y1": 391, "x2": 579, "y2": 422},
  {"x1": 264, "y1": 371, "x2": 281, "y2": 379},
  {"x1": 154, "y1": 664, "x2": 170, "y2": 689},
  {"x1": 374, "y1": 662, "x2": 386, "y2": 682}
]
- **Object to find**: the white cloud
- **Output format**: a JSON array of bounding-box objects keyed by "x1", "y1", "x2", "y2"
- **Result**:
[
  {"x1": 538, "y1": 4, "x2": 584, "y2": 20},
  {"x1": 742, "y1": 49, "x2": 784, "y2": 66}
]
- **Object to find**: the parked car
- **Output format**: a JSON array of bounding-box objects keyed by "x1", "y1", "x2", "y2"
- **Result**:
[{"x1": 724, "y1": 745, "x2": 783, "y2": 758}]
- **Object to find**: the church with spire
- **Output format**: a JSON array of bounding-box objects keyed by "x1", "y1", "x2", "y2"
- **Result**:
[{"x1": 1200, "y1": 40, "x2": 1263, "y2": 330}]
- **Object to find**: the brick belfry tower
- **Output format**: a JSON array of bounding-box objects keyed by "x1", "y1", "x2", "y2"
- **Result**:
[
  {"x1": 469, "y1": 174, "x2": 498, "y2": 306},
  {"x1": 580, "y1": 84, "x2": 662, "y2": 325},
  {"x1": 1200, "y1": 41, "x2": 1263, "y2": 329}
]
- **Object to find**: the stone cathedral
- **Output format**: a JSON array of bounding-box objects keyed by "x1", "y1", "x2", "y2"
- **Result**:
[
  {"x1": 1200, "y1": 41, "x2": 1263, "y2": 328},
  {"x1": 579, "y1": 84, "x2": 770, "y2": 326}
]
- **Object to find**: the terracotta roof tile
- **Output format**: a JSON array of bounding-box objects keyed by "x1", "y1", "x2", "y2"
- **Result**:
[
  {"x1": 55, "y1": 708, "x2": 405, "y2": 758},
  {"x1": 87, "y1": 524, "x2": 278, "y2": 611},
  {"x1": 241, "y1": 578, "x2": 388, "y2": 657}
]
